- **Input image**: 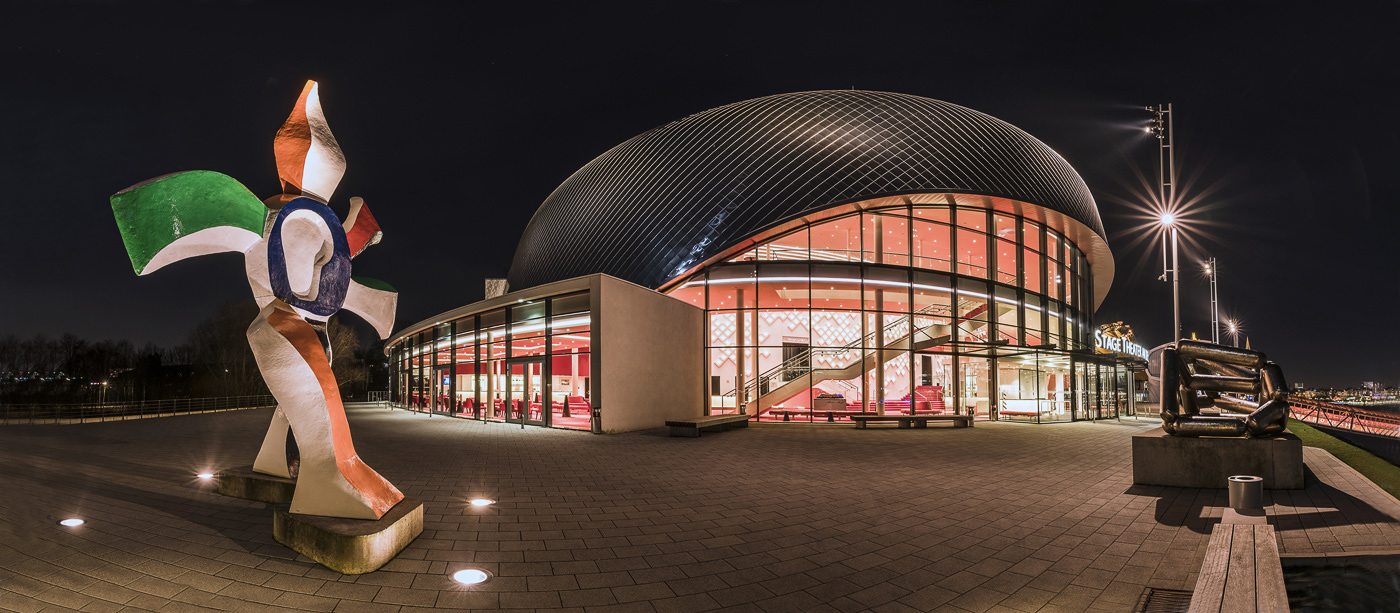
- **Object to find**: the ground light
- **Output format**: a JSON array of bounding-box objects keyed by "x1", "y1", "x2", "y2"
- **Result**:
[
  {"x1": 452, "y1": 569, "x2": 490, "y2": 585},
  {"x1": 469, "y1": 499, "x2": 494, "y2": 507},
  {"x1": 59, "y1": 518, "x2": 84, "y2": 527},
  {"x1": 197, "y1": 473, "x2": 215, "y2": 479}
]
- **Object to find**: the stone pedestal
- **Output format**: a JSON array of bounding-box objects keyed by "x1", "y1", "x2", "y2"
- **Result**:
[
  {"x1": 1132, "y1": 427, "x2": 1303, "y2": 489},
  {"x1": 272, "y1": 498, "x2": 424, "y2": 574},
  {"x1": 216, "y1": 466, "x2": 295, "y2": 504}
]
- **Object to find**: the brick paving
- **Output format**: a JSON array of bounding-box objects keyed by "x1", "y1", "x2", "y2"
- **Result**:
[{"x1": 2, "y1": 408, "x2": 1399, "y2": 612}]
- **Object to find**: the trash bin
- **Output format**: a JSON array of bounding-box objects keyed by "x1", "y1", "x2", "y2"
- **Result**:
[{"x1": 1228, "y1": 475, "x2": 1263, "y2": 510}]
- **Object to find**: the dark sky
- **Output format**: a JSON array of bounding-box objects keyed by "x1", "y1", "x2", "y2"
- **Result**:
[{"x1": 4, "y1": 1, "x2": 1396, "y2": 388}]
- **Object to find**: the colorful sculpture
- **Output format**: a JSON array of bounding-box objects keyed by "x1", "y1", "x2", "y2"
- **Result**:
[
  {"x1": 1148, "y1": 340, "x2": 1290, "y2": 438},
  {"x1": 112, "y1": 81, "x2": 403, "y2": 520}
]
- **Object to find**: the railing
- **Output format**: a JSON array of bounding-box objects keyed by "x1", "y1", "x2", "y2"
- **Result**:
[
  {"x1": 724, "y1": 300, "x2": 969, "y2": 409},
  {"x1": 1289, "y1": 398, "x2": 1400, "y2": 438},
  {"x1": 0, "y1": 395, "x2": 277, "y2": 425},
  {"x1": 367, "y1": 391, "x2": 391, "y2": 403}
]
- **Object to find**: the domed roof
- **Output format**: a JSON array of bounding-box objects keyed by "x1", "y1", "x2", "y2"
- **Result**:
[{"x1": 508, "y1": 90, "x2": 1106, "y2": 292}]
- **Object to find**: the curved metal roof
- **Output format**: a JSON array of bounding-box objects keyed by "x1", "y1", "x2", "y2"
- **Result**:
[{"x1": 508, "y1": 90, "x2": 1107, "y2": 293}]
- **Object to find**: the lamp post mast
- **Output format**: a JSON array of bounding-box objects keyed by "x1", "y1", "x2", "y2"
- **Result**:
[
  {"x1": 1206, "y1": 257, "x2": 1219, "y2": 344},
  {"x1": 1148, "y1": 103, "x2": 1179, "y2": 343}
]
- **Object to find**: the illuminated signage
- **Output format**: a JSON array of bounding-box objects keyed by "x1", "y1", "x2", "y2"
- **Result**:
[{"x1": 1094, "y1": 329, "x2": 1148, "y2": 360}]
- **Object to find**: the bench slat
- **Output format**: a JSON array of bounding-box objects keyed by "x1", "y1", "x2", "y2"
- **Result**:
[
  {"x1": 1222, "y1": 525, "x2": 1255, "y2": 613},
  {"x1": 1253, "y1": 525, "x2": 1288, "y2": 612},
  {"x1": 1189, "y1": 525, "x2": 1233, "y2": 613}
]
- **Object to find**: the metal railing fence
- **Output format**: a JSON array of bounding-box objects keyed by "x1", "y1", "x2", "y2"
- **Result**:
[
  {"x1": 1289, "y1": 398, "x2": 1400, "y2": 439},
  {"x1": 0, "y1": 395, "x2": 277, "y2": 425}
]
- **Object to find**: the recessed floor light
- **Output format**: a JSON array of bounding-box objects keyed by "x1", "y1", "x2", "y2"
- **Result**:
[
  {"x1": 59, "y1": 518, "x2": 84, "y2": 527},
  {"x1": 469, "y1": 499, "x2": 494, "y2": 507},
  {"x1": 452, "y1": 569, "x2": 490, "y2": 585},
  {"x1": 197, "y1": 473, "x2": 215, "y2": 479}
]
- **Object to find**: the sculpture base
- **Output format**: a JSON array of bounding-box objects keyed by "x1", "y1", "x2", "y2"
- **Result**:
[
  {"x1": 216, "y1": 465, "x2": 295, "y2": 504},
  {"x1": 1132, "y1": 427, "x2": 1303, "y2": 489},
  {"x1": 272, "y1": 498, "x2": 424, "y2": 575}
]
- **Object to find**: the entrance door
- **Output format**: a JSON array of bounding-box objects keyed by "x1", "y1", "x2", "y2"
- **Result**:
[
  {"x1": 432, "y1": 366, "x2": 453, "y2": 415},
  {"x1": 506, "y1": 358, "x2": 547, "y2": 427}
]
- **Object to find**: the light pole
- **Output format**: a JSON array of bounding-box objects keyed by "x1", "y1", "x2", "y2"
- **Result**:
[
  {"x1": 1148, "y1": 103, "x2": 1179, "y2": 343},
  {"x1": 1225, "y1": 319, "x2": 1241, "y2": 348},
  {"x1": 1159, "y1": 214, "x2": 1180, "y2": 343},
  {"x1": 1204, "y1": 257, "x2": 1218, "y2": 344}
]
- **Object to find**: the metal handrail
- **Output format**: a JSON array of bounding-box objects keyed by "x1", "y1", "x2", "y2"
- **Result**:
[
  {"x1": 0, "y1": 395, "x2": 277, "y2": 425},
  {"x1": 1289, "y1": 398, "x2": 1400, "y2": 438},
  {"x1": 724, "y1": 300, "x2": 971, "y2": 406}
]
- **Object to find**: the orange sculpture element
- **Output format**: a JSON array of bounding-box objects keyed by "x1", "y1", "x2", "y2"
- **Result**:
[
  {"x1": 273, "y1": 81, "x2": 346, "y2": 204},
  {"x1": 255, "y1": 302, "x2": 403, "y2": 519}
]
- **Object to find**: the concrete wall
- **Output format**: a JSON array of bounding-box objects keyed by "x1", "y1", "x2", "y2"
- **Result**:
[{"x1": 595, "y1": 275, "x2": 704, "y2": 433}]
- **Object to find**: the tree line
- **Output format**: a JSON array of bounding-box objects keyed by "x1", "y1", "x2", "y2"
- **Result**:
[{"x1": 0, "y1": 301, "x2": 387, "y2": 404}]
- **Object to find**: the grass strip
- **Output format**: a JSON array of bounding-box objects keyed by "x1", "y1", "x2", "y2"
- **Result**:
[{"x1": 1290, "y1": 420, "x2": 1400, "y2": 501}]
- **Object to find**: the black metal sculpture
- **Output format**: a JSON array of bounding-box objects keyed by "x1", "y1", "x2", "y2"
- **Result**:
[{"x1": 1148, "y1": 340, "x2": 1289, "y2": 437}]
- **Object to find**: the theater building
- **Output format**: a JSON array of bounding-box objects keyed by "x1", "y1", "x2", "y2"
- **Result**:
[{"x1": 386, "y1": 90, "x2": 1137, "y2": 432}]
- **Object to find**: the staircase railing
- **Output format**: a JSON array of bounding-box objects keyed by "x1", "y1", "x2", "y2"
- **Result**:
[{"x1": 724, "y1": 300, "x2": 973, "y2": 411}]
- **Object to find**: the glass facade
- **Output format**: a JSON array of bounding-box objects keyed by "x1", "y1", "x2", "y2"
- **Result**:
[
  {"x1": 389, "y1": 291, "x2": 593, "y2": 431},
  {"x1": 670, "y1": 195, "x2": 1133, "y2": 423}
]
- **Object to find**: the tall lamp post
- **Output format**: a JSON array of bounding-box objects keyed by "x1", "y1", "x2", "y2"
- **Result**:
[
  {"x1": 1204, "y1": 257, "x2": 1218, "y2": 344},
  {"x1": 1225, "y1": 319, "x2": 1241, "y2": 348},
  {"x1": 1148, "y1": 104, "x2": 1179, "y2": 343}
]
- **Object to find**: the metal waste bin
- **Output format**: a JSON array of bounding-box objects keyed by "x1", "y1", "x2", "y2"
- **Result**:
[{"x1": 1228, "y1": 475, "x2": 1263, "y2": 510}]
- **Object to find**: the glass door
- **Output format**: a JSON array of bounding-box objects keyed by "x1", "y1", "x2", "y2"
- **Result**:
[{"x1": 506, "y1": 358, "x2": 547, "y2": 427}]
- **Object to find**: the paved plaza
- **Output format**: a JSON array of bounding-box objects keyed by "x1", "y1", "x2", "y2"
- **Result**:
[{"x1": 3, "y1": 407, "x2": 1400, "y2": 612}]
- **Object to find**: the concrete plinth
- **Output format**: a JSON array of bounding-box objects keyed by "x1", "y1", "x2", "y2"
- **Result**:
[
  {"x1": 272, "y1": 498, "x2": 424, "y2": 575},
  {"x1": 1132, "y1": 427, "x2": 1303, "y2": 489},
  {"x1": 216, "y1": 466, "x2": 295, "y2": 504}
]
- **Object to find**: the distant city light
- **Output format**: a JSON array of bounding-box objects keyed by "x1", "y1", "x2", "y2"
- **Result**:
[
  {"x1": 59, "y1": 518, "x2": 84, "y2": 527},
  {"x1": 452, "y1": 569, "x2": 490, "y2": 585}
]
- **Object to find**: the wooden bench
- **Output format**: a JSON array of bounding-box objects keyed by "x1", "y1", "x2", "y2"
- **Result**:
[
  {"x1": 850, "y1": 414, "x2": 974, "y2": 429},
  {"x1": 666, "y1": 414, "x2": 751, "y2": 437},
  {"x1": 1188, "y1": 524, "x2": 1287, "y2": 612}
]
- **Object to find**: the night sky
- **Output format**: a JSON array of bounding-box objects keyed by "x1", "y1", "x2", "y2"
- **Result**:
[{"x1": 4, "y1": 2, "x2": 1396, "y2": 388}]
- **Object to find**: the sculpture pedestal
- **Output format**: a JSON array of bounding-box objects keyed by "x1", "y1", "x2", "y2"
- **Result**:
[
  {"x1": 216, "y1": 466, "x2": 295, "y2": 504},
  {"x1": 272, "y1": 498, "x2": 424, "y2": 574},
  {"x1": 1132, "y1": 427, "x2": 1303, "y2": 489}
]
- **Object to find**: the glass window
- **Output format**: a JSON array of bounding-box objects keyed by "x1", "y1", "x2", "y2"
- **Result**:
[
  {"x1": 753, "y1": 227, "x2": 808, "y2": 261},
  {"x1": 911, "y1": 217, "x2": 951, "y2": 272},
  {"x1": 758, "y1": 263, "x2": 810, "y2": 309},
  {"x1": 809, "y1": 216, "x2": 861, "y2": 263},
  {"x1": 913, "y1": 206, "x2": 951, "y2": 224},
  {"x1": 956, "y1": 208, "x2": 986, "y2": 231},
  {"x1": 1023, "y1": 248, "x2": 1043, "y2": 294},
  {"x1": 1024, "y1": 221, "x2": 1042, "y2": 252},
  {"x1": 1047, "y1": 231, "x2": 1061, "y2": 262},
  {"x1": 956, "y1": 278, "x2": 990, "y2": 342},
  {"x1": 810, "y1": 264, "x2": 863, "y2": 311},
  {"x1": 863, "y1": 214, "x2": 909, "y2": 266},
  {"x1": 995, "y1": 239, "x2": 1017, "y2": 286},
  {"x1": 863, "y1": 266, "x2": 910, "y2": 312},
  {"x1": 994, "y1": 285, "x2": 1019, "y2": 344},
  {"x1": 708, "y1": 264, "x2": 756, "y2": 309},
  {"x1": 957, "y1": 228, "x2": 987, "y2": 279},
  {"x1": 994, "y1": 214, "x2": 1016, "y2": 241}
]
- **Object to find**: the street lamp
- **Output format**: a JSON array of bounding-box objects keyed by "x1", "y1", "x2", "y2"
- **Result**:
[
  {"x1": 1204, "y1": 257, "x2": 1219, "y2": 344},
  {"x1": 1225, "y1": 319, "x2": 1241, "y2": 348},
  {"x1": 1148, "y1": 103, "x2": 1180, "y2": 344},
  {"x1": 1159, "y1": 214, "x2": 1180, "y2": 343}
]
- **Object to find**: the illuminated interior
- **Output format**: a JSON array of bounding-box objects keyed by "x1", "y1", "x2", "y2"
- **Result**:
[
  {"x1": 394, "y1": 292, "x2": 593, "y2": 431},
  {"x1": 663, "y1": 195, "x2": 1132, "y2": 423}
]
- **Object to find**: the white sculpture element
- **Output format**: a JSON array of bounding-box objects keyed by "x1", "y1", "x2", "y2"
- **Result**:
[{"x1": 112, "y1": 80, "x2": 402, "y2": 520}]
